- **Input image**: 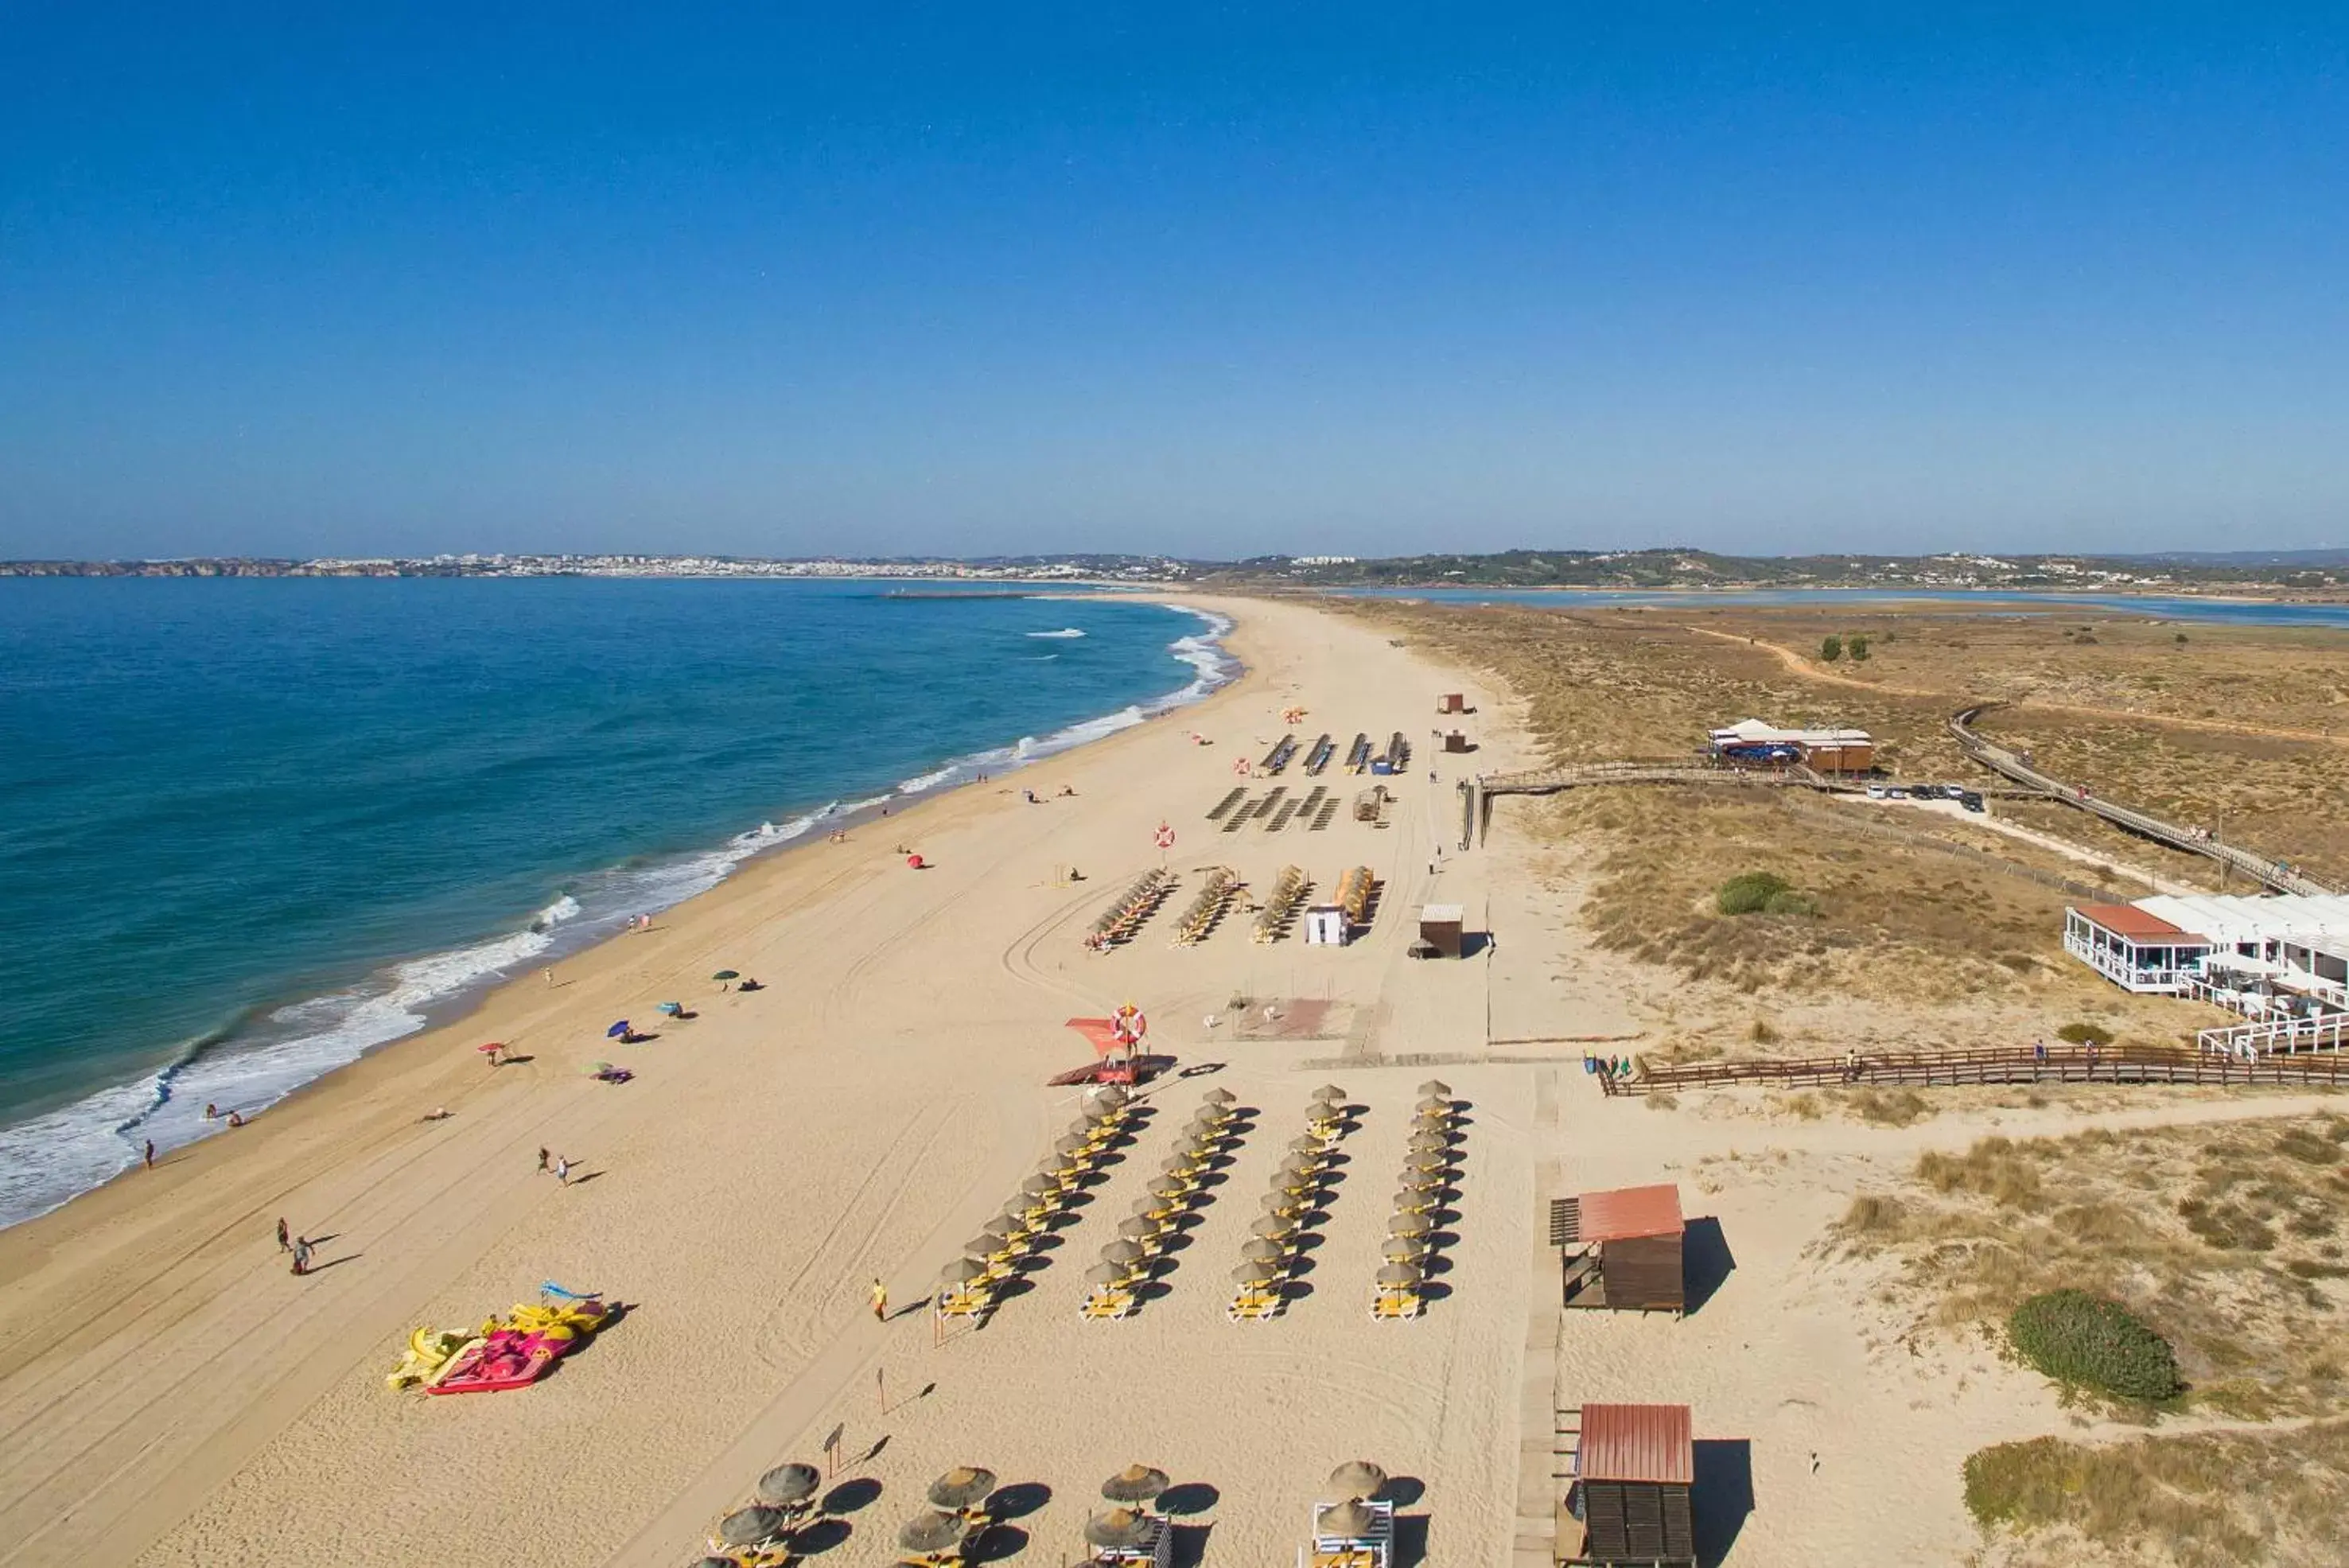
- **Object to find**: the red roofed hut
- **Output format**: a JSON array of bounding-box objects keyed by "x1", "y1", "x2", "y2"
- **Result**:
[
  {"x1": 1550, "y1": 1184, "x2": 1685, "y2": 1314},
  {"x1": 1564, "y1": 1403, "x2": 1695, "y2": 1566}
]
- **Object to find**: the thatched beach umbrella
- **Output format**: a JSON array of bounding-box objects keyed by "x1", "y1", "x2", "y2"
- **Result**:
[
  {"x1": 1119, "y1": 1215, "x2": 1160, "y2": 1240},
  {"x1": 1085, "y1": 1508, "x2": 1154, "y2": 1549},
  {"x1": 1021, "y1": 1173, "x2": 1060, "y2": 1197},
  {"x1": 1149, "y1": 1175, "x2": 1188, "y2": 1201},
  {"x1": 719, "y1": 1506, "x2": 789, "y2": 1546},
  {"x1": 1242, "y1": 1237, "x2": 1285, "y2": 1263},
  {"x1": 1261, "y1": 1189, "x2": 1301, "y2": 1213},
  {"x1": 1311, "y1": 1084, "x2": 1345, "y2": 1102},
  {"x1": 1103, "y1": 1239, "x2": 1146, "y2": 1266},
  {"x1": 1377, "y1": 1262, "x2": 1424, "y2": 1287},
  {"x1": 757, "y1": 1462, "x2": 822, "y2": 1508},
  {"x1": 1417, "y1": 1080, "x2": 1451, "y2": 1098},
  {"x1": 928, "y1": 1466, "x2": 998, "y2": 1511},
  {"x1": 1288, "y1": 1134, "x2": 1325, "y2": 1154},
  {"x1": 1388, "y1": 1212, "x2": 1433, "y2": 1238},
  {"x1": 1204, "y1": 1087, "x2": 1236, "y2": 1106},
  {"x1": 1086, "y1": 1261, "x2": 1131, "y2": 1286},
  {"x1": 941, "y1": 1257, "x2": 986, "y2": 1285},
  {"x1": 1383, "y1": 1235, "x2": 1430, "y2": 1263},
  {"x1": 1102, "y1": 1465, "x2": 1171, "y2": 1505},
  {"x1": 1056, "y1": 1133, "x2": 1092, "y2": 1158},
  {"x1": 1231, "y1": 1260, "x2": 1277, "y2": 1285},
  {"x1": 897, "y1": 1511, "x2": 968, "y2": 1553},
  {"x1": 1160, "y1": 1152, "x2": 1199, "y2": 1176},
  {"x1": 1325, "y1": 1461, "x2": 1389, "y2": 1501},
  {"x1": 1091, "y1": 1086, "x2": 1130, "y2": 1110},
  {"x1": 1320, "y1": 1499, "x2": 1380, "y2": 1538},
  {"x1": 1415, "y1": 1095, "x2": 1452, "y2": 1116},
  {"x1": 1251, "y1": 1214, "x2": 1297, "y2": 1240},
  {"x1": 965, "y1": 1231, "x2": 1008, "y2": 1259}
]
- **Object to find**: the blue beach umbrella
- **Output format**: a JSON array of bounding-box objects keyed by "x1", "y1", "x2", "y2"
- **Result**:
[{"x1": 606, "y1": 1020, "x2": 630, "y2": 1039}]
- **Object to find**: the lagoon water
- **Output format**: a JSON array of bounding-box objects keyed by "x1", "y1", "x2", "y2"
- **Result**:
[{"x1": 0, "y1": 578, "x2": 1231, "y2": 1225}]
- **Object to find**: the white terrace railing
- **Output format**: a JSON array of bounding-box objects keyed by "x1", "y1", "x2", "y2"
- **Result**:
[
  {"x1": 2063, "y1": 928, "x2": 2191, "y2": 993},
  {"x1": 2196, "y1": 1011, "x2": 2349, "y2": 1058}
]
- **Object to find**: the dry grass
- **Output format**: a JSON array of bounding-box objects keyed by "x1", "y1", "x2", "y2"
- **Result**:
[
  {"x1": 1825, "y1": 1114, "x2": 2349, "y2": 1419},
  {"x1": 1966, "y1": 1420, "x2": 2349, "y2": 1568}
]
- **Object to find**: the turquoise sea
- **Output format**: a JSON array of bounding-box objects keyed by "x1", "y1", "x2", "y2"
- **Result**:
[{"x1": 0, "y1": 578, "x2": 1234, "y2": 1227}]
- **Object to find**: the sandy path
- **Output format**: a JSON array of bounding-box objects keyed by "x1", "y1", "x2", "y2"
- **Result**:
[
  {"x1": 1686, "y1": 625, "x2": 2349, "y2": 745},
  {"x1": 0, "y1": 594, "x2": 1540, "y2": 1568}
]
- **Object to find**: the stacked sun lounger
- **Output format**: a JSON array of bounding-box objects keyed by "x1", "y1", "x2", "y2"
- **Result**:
[
  {"x1": 1303, "y1": 733, "x2": 1336, "y2": 775},
  {"x1": 1335, "y1": 866, "x2": 1375, "y2": 926},
  {"x1": 1232, "y1": 1086, "x2": 1348, "y2": 1321},
  {"x1": 1375, "y1": 1082, "x2": 1456, "y2": 1321},
  {"x1": 1088, "y1": 1090, "x2": 1239, "y2": 1321},
  {"x1": 1309, "y1": 797, "x2": 1341, "y2": 831},
  {"x1": 1345, "y1": 733, "x2": 1372, "y2": 772},
  {"x1": 945, "y1": 1087, "x2": 1138, "y2": 1325},
  {"x1": 1170, "y1": 866, "x2": 1239, "y2": 947},
  {"x1": 1206, "y1": 785, "x2": 1250, "y2": 823},
  {"x1": 1087, "y1": 870, "x2": 1173, "y2": 949},
  {"x1": 1252, "y1": 866, "x2": 1311, "y2": 943}
]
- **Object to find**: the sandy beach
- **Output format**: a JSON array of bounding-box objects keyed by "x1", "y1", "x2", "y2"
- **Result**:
[{"x1": 0, "y1": 594, "x2": 1538, "y2": 1567}]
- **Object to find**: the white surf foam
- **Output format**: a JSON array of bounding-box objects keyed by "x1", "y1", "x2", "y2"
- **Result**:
[{"x1": 1027, "y1": 627, "x2": 1087, "y2": 639}]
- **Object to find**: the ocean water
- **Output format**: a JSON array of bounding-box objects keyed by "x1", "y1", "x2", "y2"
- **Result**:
[
  {"x1": 0, "y1": 578, "x2": 1234, "y2": 1227},
  {"x1": 1333, "y1": 586, "x2": 2349, "y2": 628}
]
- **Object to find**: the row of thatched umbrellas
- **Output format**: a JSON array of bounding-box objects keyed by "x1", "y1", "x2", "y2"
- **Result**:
[
  {"x1": 1087, "y1": 1088, "x2": 1241, "y2": 1311},
  {"x1": 1231, "y1": 1084, "x2": 1351, "y2": 1315},
  {"x1": 942, "y1": 1084, "x2": 1138, "y2": 1319},
  {"x1": 1374, "y1": 1082, "x2": 1456, "y2": 1316},
  {"x1": 705, "y1": 1460, "x2": 823, "y2": 1557}
]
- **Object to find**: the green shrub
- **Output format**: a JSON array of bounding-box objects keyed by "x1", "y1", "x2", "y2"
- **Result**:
[
  {"x1": 1819, "y1": 634, "x2": 1843, "y2": 662},
  {"x1": 2008, "y1": 1289, "x2": 2181, "y2": 1402},
  {"x1": 2055, "y1": 1021, "x2": 2114, "y2": 1046},
  {"x1": 1848, "y1": 635, "x2": 1870, "y2": 661},
  {"x1": 1716, "y1": 871, "x2": 1813, "y2": 916}
]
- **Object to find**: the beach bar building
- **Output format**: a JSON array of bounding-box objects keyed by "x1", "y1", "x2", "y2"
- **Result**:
[
  {"x1": 1550, "y1": 1185, "x2": 1685, "y2": 1314},
  {"x1": 1561, "y1": 1404, "x2": 1697, "y2": 1567},
  {"x1": 1418, "y1": 904, "x2": 1464, "y2": 959},
  {"x1": 2067, "y1": 895, "x2": 2349, "y2": 1008},
  {"x1": 1705, "y1": 718, "x2": 1873, "y2": 773}
]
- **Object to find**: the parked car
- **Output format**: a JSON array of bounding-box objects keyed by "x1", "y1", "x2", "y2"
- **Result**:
[
  {"x1": 1939, "y1": 783, "x2": 1970, "y2": 800},
  {"x1": 1960, "y1": 791, "x2": 1985, "y2": 812},
  {"x1": 1865, "y1": 784, "x2": 1888, "y2": 800},
  {"x1": 1884, "y1": 786, "x2": 1911, "y2": 800}
]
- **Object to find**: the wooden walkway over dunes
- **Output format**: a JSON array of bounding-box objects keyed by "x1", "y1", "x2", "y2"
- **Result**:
[
  {"x1": 1947, "y1": 703, "x2": 2340, "y2": 897},
  {"x1": 1597, "y1": 1043, "x2": 2349, "y2": 1096},
  {"x1": 1457, "y1": 762, "x2": 1868, "y2": 849}
]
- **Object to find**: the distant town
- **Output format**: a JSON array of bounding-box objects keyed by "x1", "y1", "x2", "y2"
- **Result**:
[{"x1": 3, "y1": 547, "x2": 2345, "y2": 596}]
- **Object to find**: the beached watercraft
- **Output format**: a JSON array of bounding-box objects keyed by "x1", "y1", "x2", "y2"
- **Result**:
[{"x1": 392, "y1": 1296, "x2": 610, "y2": 1394}]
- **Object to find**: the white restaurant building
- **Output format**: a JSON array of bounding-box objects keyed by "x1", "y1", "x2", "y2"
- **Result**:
[{"x1": 2065, "y1": 893, "x2": 2349, "y2": 1049}]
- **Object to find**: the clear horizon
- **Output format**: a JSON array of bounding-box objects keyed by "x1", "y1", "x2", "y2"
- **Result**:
[{"x1": 5, "y1": 6, "x2": 2345, "y2": 561}]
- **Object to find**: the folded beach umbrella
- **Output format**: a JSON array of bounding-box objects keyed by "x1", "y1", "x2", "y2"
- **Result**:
[
  {"x1": 1389, "y1": 1212, "x2": 1433, "y2": 1237},
  {"x1": 1102, "y1": 1465, "x2": 1171, "y2": 1506},
  {"x1": 928, "y1": 1467, "x2": 998, "y2": 1511},
  {"x1": 1377, "y1": 1262, "x2": 1424, "y2": 1287},
  {"x1": 718, "y1": 1506, "x2": 790, "y2": 1547},
  {"x1": 1383, "y1": 1235, "x2": 1430, "y2": 1263},
  {"x1": 1417, "y1": 1080, "x2": 1452, "y2": 1098},
  {"x1": 605, "y1": 1021, "x2": 630, "y2": 1038},
  {"x1": 1325, "y1": 1461, "x2": 1389, "y2": 1502},
  {"x1": 1320, "y1": 1500, "x2": 1380, "y2": 1539},
  {"x1": 897, "y1": 1512, "x2": 967, "y2": 1554},
  {"x1": 756, "y1": 1462, "x2": 822, "y2": 1508},
  {"x1": 1086, "y1": 1508, "x2": 1155, "y2": 1549}
]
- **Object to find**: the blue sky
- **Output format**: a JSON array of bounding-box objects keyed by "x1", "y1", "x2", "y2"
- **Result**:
[{"x1": 3, "y1": 5, "x2": 2344, "y2": 560}]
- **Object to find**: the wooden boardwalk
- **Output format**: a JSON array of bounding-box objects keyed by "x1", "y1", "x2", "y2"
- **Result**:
[
  {"x1": 1457, "y1": 762, "x2": 1858, "y2": 848},
  {"x1": 1599, "y1": 1043, "x2": 2349, "y2": 1096},
  {"x1": 1947, "y1": 703, "x2": 2339, "y2": 896}
]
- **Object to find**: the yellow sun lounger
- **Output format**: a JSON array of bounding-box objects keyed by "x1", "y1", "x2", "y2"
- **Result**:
[
  {"x1": 1082, "y1": 1286, "x2": 1138, "y2": 1321},
  {"x1": 1227, "y1": 1288, "x2": 1281, "y2": 1322},
  {"x1": 1371, "y1": 1290, "x2": 1421, "y2": 1321}
]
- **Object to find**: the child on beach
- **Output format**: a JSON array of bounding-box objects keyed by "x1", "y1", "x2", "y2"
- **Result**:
[
  {"x1": 554, "y1": 1156, "x2": 571, "y2": 1185},
  {"x1": 277, "y1": 1217, "x2": 290, "y2": 1251},
  {"x1": 291, "y1": 1237, "x2": 312, "y2": 1276}
]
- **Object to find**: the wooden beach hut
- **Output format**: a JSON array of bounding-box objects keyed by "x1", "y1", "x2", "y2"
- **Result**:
[
  {"x1": 1417, "y1": 904, "x2": 1464, "y2": 959},
  {"x1": 1436, "y1": 692, "x2": 1468, "y2": 714},
  {"x1": 1550, "y1": 1184, "x2": 1684, "y2": 1314},
  {"x1": 1561, "y1": 1404, "x2": 1696, "y2": 1567},
  {"x1": 1441, "y1": 730, "x2": 1472, "y2": 753}
]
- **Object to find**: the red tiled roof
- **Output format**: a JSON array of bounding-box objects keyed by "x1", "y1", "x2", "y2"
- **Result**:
[
  {"x1": 1575, "y1": 1184, "x2": 1684, "y2": 1243},
  {"x1": 1581, "y1": 1403, "x2": 1694, "y2": 1484},
  {"x1": 2074, "y1": 904, "x2": 2191, "y2": 941}
]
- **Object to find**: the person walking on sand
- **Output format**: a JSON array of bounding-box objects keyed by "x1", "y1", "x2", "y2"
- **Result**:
[
  {"x1": 143, "y1": 1138, "x2": 155, "y2": 1171},
  {"x1": 538, "y1": 1146, "x2": 550, "y2": 1173},
  {"x1": 277, "y1": 1217, "x2": 291, "y2": 1252},
  {"x1": 291, "y1": 1236, "x2": 312, "y2": 1276},
  {"x1": 869, "y1": 1278, "x2": 888, "y2": 1321},
  {"x1": 554, "y1": 1155, "x2": 570, "y2": 1185}
]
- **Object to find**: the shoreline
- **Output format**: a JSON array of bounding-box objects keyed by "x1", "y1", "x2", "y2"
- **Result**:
[{"x1": 0, "y1": 597, "x2": 1243, "y2": 1234}]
